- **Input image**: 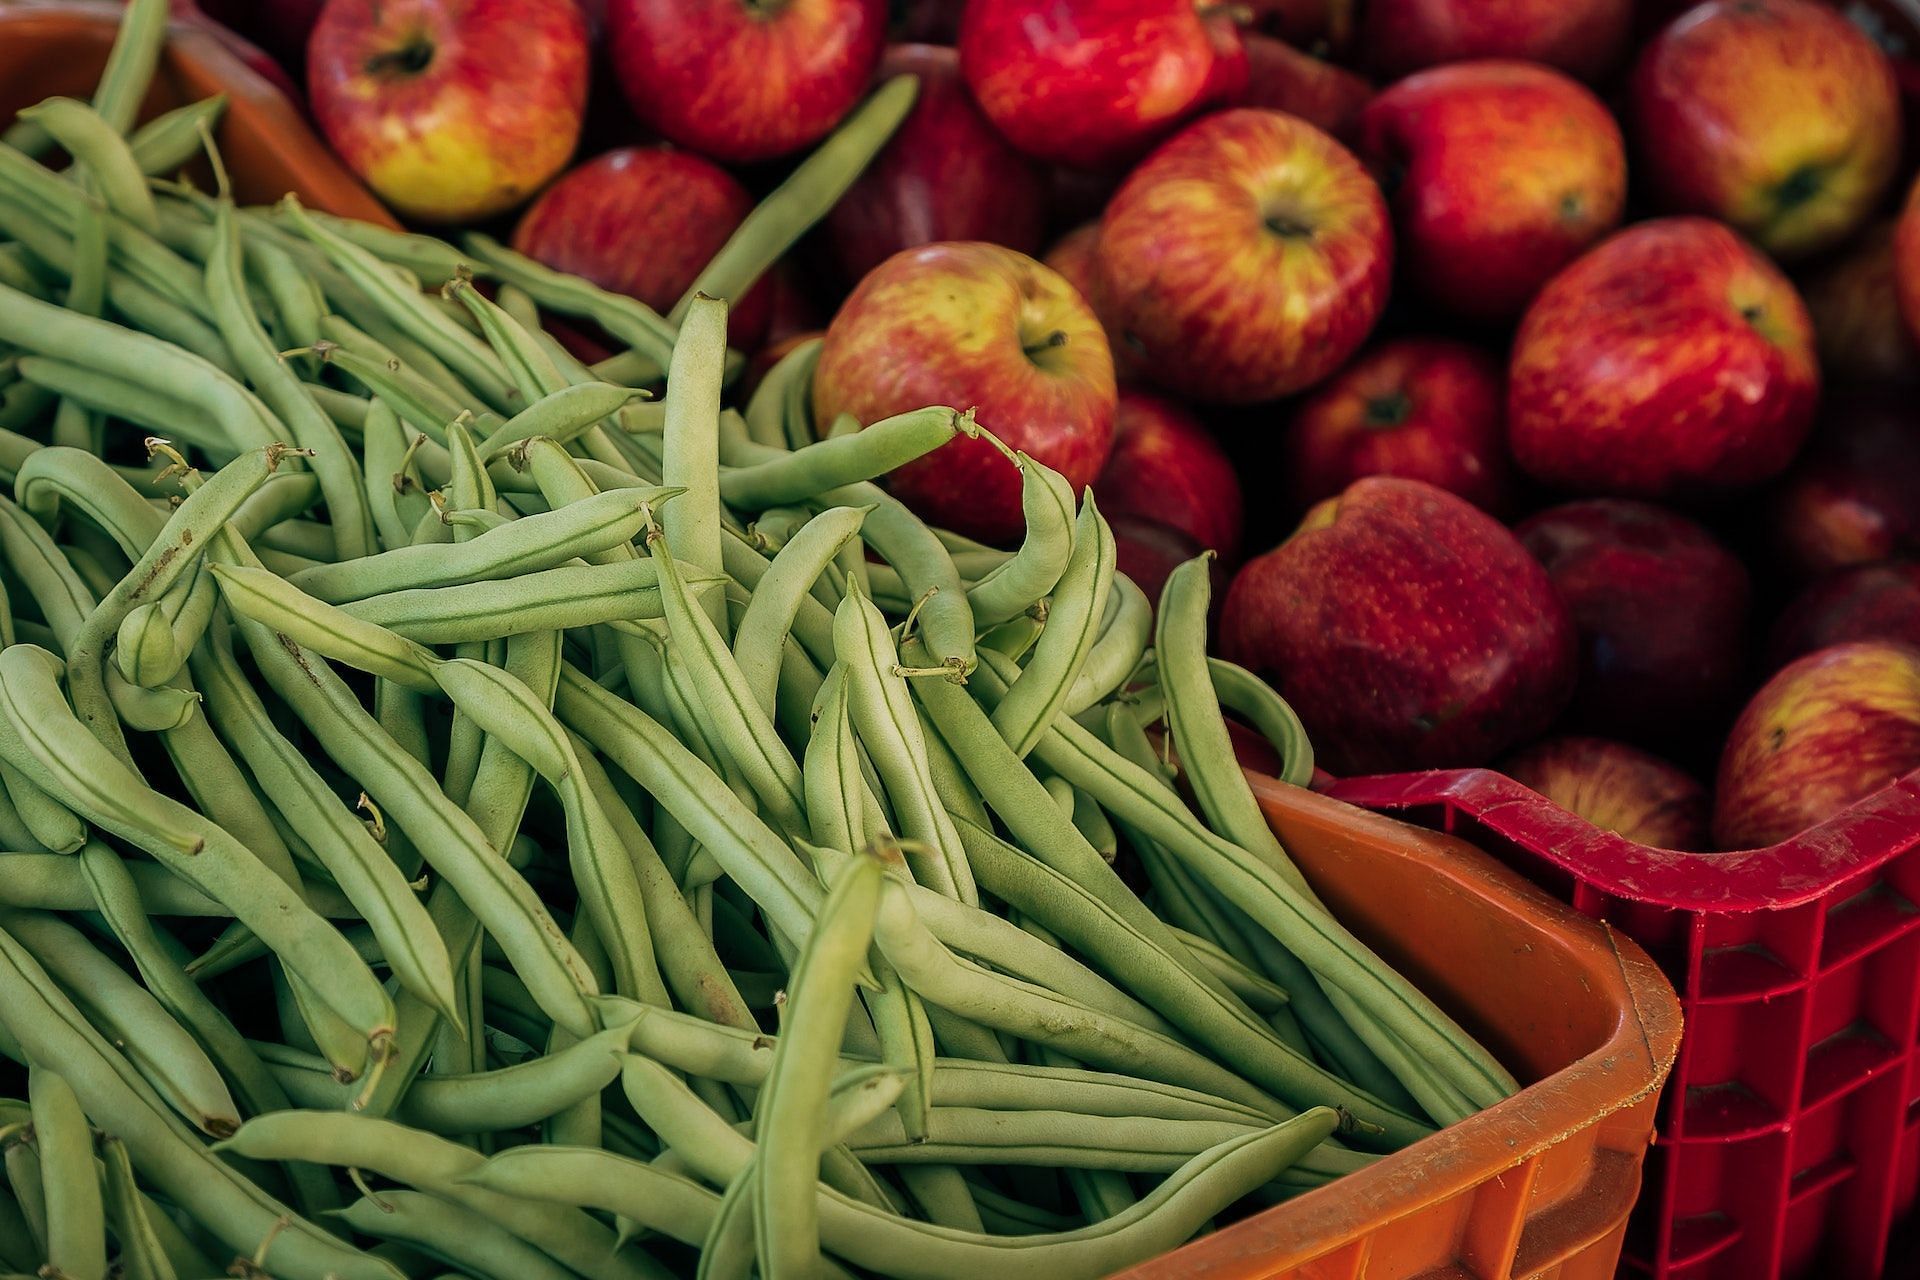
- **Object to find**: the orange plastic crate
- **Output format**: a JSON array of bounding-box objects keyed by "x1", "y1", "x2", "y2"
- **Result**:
[{"x1": 1121, "y1": 777, "x2": 1682, "y2": 1280}]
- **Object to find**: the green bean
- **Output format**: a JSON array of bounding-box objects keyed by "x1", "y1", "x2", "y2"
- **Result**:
[
  {"x1": 127, "y1": 96, "x2": 227, "y2": 177},
  {"x1": 338, "y1": 557, "x2": 670, "y2": 643},
  {"x1": 335, "y1": 1191, "x2": 578, "y2": 1280},
  {"x1": 670, "y1": 75, "x2": 919, "y2": 326},
  {"x1": 912, "y1": 648, "x2": 1433, "y2": 1147},
  {"x1": 208, "y1": 202, "x2": 374, "y2": 560},
  {"x1": 283, "y1": 199, "x2": 517, "y2": 413},
  {"x1": 0, "y1": 646, "x2": 393, "y2": 1043},
  {"x1": 0, "y1": 759, "x2": 84, "y2": 853},
  {"x1": 616, "y1": 1051, "x2": 1338, "y2": 1280},
  {"x1": 1168, "y1": 928, "x2": 1292, "y2": 1014},
  {"x1": 661, "y1": 295, "x2": 729, "y2": 628},
  {"x1": 0, "y1": 920, "x2": 393, "y2": 1280},
  {"x1": 1063, "y1": 573, "x2": 1151, "y2": 714},
  {"x1": 556, "y1": 664, "x2": 825, "y2": 949},
  {"x1": 650, "y1": 531, "x2": 808, "y2": 835},
  {"x1": 215, "y1": 1112, "x2": 669, "y2": 1280},
  {"x1": 278, "y1": 208, "x2": 471, "y2": 287},
  {"x1": 723, "y1": 428, "x2": 978, "y2": 674},
  {"x1": 15, "y1": 98, "x2": 157, "y2": 230},
  {"x1": 2, "y1": 910, "x2": 238, "y2": 1136},
  {"x1": 87, "y1": 0, "x2": 168, "y2": 136},
  {"x1": 751, "y1": 855, "x2": 881, "y2": 1278},
  {"x1": 0, "y1": 245, "x2": 50, "y2": 299},
  {"x1": 27, "y1": 1067, "x2": 107, "y2": 1280},
  {"x1": 290, "y1": 485, "x2": 670, "y2": 602},
  {"x1": 462, "y1": 233, "x2": 677, "y2": 375},
  {"x1": 312, "y1": 323, "x2": 495, "y2": 443},
  {"x1": 1154, "y1": 558, "x2": 1415, "y2": 1107},
  {"x1": 0, "y1": 1141, "x2": 43, "y2": 1260},
  {"x1": 968, "y1": 459, "x2": 1077, "y2": 627},
  {"x1": 98, "y1": 1136, "x2": 181, "y2": 1280},
  {"x1": 992, "y1": 493, "x2": 1114, "y2": 757},
  {"x1": 1012, "y1": 669, "x2": 1519, "y2": 1116},
  {"x1": 812, "y1": 840, "x2": 1169, "y2": 1034},
  {"x1": 745, "y1": 337, "x2": 819, "y2": 449},
  {"x1": 834, "y1": 585, "x2": 976, "y2": 903},
  {"x1": 188, "y1": 615, "x2": 460, "y2": 1025},
  {"x1": 434, "y1": 656, "x2": 670, "y2": 1007},
  {"x1": 13, "y1": 356, "x2": 218, "y2": 451},
  {"x1": 473, "y1": 382, "x2": 644, "y2": 456},
  {"x1": 843, "y1": 1105, "x2": 1258, "y2": 1173},
  {"x1": 720, "y1": 407, "x2": 962, "y2": 510},
  {"x1": 215, "y1": 550, "x2": 599, "y2": 1040}
]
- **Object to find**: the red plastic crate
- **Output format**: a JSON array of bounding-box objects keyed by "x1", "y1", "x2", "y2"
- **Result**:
[{"x1": 1325, "y1": 765, "x2": 1920, "y2": 1280}]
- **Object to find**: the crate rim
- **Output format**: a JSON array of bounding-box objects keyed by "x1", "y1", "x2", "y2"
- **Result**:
[{"x1": 1325, "y1": 766, "x2": 1920, "y2": 914}]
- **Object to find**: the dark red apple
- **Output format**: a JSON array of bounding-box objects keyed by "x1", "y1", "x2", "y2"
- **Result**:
[
  {"x1": 890, "y1": 0, "x2": 963, "y2": 43},
  {"x1": 1097, "y1": 109, "x2": 1392, "y2": 405},
  {"x1": 1801, "y1": 221, "x2": 1919, "y2": 389},
  {"x1": 1356, "y1": 0, "x2": 1634, "y2": 83},
  {"x1": 1110, "y1": 513, "x2": 1221, "y2": 612},
  {"x1": 1241, "y1": 34, "x2": 1373, "y2": 144},
  {"x1": 1355, "y1": 60, "x2": 1624, "y2": 321},
  {"x1": 1630, "y1": 0, "x2": 1902, "y2": 260},
  {"x1": 1285, "y1": 337, "x2": 1509, "y2": 514},
  {"x1": 1093, "y1": 390, "x2": 1243, "y2": 564},
  {"x1": 1221, "y1": 477, "x2": 1576, "y2": 773},
  {"x1": 1896, "y1": 173, "x2": 1920, "y2": 351},
  {"x1": 1770, "y1": 563, "x2": 1920, "y2": 669},
  {"x1": 1768, "y1": 391, "x2": 1920, "y2": 577},
  {"x1": 605, "y1": 0, "x2": 887, "y2": 163},
  {"x1": 958, "y1": 0, "x2": 1248, "y2": 169},
  {"x1": 1501, "y1": 736, "x2": 1710, "y2": 849},
  {"x1": 1713, "y1": 640, "x2": 1920, "y2": 848},
  {"x1": 511, "y1": 147, "x2": 772, "y2": 350},
  {"x1": 308, "y1": 0, "x2": 590, "y2": 223},
  {"x1": 811, "y1": 242, "x2": 1117, "y2": 544},
  {"x1": 822, "y1": 45, "x2": 1048, "y2": 285},
  {"x1": 1508, "y1": 218, "x2": 1819, "y2": 499},
  {"x1": 1518, "y1": 499, "x2": 1750, "y2": 743}
]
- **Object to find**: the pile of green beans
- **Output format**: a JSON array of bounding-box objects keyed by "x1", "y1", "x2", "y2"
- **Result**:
[{"x1": 0, "y1": 5, "x2": 1517, "y2": 1277}]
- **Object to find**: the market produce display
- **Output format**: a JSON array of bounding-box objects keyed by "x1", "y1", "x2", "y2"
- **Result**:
[
  {"x1": 0, "y1": 3, "x2": 1537, "y2": 1277},
  {"x1": 3, "y1": 0, "x2": 1920, "y2": 1273}
]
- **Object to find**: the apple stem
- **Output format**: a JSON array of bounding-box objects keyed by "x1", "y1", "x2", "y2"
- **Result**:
[
  {"x1": 364, "y1": 36, "x2": 436, "y2": 78},
  {"x1": 1194, "y1": 1, "x2": 1254, "y2": 22},
  {"x1": 1021, "y1": 330, "x2": 1069, "y2": 358}
]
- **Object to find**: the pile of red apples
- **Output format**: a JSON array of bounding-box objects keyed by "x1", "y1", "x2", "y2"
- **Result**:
[{"x1": 200, "y1": 0, "x2": 1920, "y2": 854}]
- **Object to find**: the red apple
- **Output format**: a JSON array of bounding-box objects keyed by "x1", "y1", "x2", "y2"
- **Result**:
[
  {"x1": 605, "y1": 0, "x2": 887, "y2": 164},
  {"x1": 1770, "y1": 563, "x2": 1920, "y2": 669},
  {"x1": 1630, "y1": 0, "x2": 1902, "y2": 260},
  {"x1": 1284, "y1": 337, "x2": 1509, "y2": 514},
  {"x1": 811, "y1": 242, "x2": 1117, "y2": 543},
  {"x1": 511, "y1": 147, "x2": 772, "y2": 351},
  {"x1": 1241, "y1": 34, "x2": 1373, "y2": 144},
  {"x1": 1043, "y1": 223, "x2": 1138, "y2": 383},
  {"x1": 1356, "y1": 0, "x2": 1633, "y2": 83},
  {"x1": 1508, "y1": 218, "x2": 1818, "y2": 498},
  {"x1": 308, "y1": 0, "x2": 589, "y2": 223},
  {"x1": 1356, "y1": 61, "x2": 1624, "y2": 322},
  {"x1": 1097, "y1": 109, "x2": 1391, "y2": 404},
  {"x1": 1093, "y1": 390, "x2": 1243, "y2": 564},
  {"x1": 1896, "y1": 174, "x2": 1920, "y2": 351},
  {"x1": 1500, "y1": 736, "x2": 1710, "y2": 849},
  {"x1": 1517, "y1": 499, "x2": 1750, "y2": 743},
  {"x1": 957, "y1": 0, "x2": 1248, "y2": 170},
  {"x1": 1221, "y1": 477, "x2": 1576, "y2": 773},
  {"x1": 822, "y1": 45, "x2": 1048, "y2": 285},
  {"x1": 1768, "y1": 390, "x2": 1920, "y2": 577},
  {"x1": 1801, "y1": 221, "x2": 1919, "y2": 389},
  {"x1": 1713, "y1": 640, "x2": 1920, "y2": 848}
]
